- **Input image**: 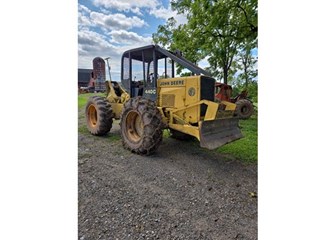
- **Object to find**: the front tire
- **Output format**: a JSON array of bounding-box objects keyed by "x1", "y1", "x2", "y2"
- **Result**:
[
  {"x1": 120, "y1": 97, "x2": 163, "y2": 155},
  {"x1": 85, "y1": 96, "x2": 113, "y2": 135}
]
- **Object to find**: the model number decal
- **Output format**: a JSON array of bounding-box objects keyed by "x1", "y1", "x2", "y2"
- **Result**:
[{"x1": 145, "y1": 89, "x2": 156, "y2": 94}]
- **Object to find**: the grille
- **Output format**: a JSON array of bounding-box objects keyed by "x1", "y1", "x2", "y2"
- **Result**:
[
  {"x1": 161, "y1": 94, "x2": 175, "y2": 107},
  {"x1": 200, "y1": 76, "x2": 215, "y2": 116}
]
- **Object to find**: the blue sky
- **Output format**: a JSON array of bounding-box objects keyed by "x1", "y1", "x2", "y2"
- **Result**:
[{"x1": 78, "y1": 0, "x2": 187, "y2": 81}]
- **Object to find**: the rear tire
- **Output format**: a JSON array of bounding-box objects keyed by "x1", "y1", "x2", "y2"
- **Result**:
[
  {"x1": 85, "y1": 96, "x2": 113, "y2": 135},
  {"x1": 235, "y1": 99, "x2": 254, "y2": 119},
  {"x1": 120, "y1": 97, "x2": 163, "y2": 155}
]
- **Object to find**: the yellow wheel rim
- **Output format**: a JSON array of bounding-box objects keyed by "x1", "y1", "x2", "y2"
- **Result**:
[
  {"x1": 125, "y1": 111, "x2": 143, "y2": 143},
  {"x1": 87, "y1": 104, "x2": 98, "y2": 128}
]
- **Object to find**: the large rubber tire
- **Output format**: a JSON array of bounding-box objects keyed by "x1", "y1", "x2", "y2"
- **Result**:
[
  {"x1": 235, "y1": 99, "x2": 254, "y2": 119},
  {"x1": 85, "y1": 96, "x2": 113, "y2": 136},
  {"x1": 120, "y1": 97, "x2": 163, "y2": 155},
  {"x1": 170, "y1": 129, "x2": 193, "y2": 141}
]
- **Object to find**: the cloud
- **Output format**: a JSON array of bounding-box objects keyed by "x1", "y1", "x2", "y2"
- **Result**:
[
  {"x1": 78, "y1": 4, "x2": 93, "y2": 29},
  {"x1": 78, "y1": 3, "x2": 148, "y2": 31},
  {"x1": 149, "y1": 7, "x2": 173, "y2": 20},
  {"x1": 78, "y1": 4, "x2": 91, "y2": 14},
  {"x1": 78, "y1": 12, "x2": 93, "y2": 29},
  {"x1": 90, "y1": 12, "x2": 148, "y2": 31},
  {"x1": 93, "y1": 0, "x2": 159, "y2": 15},
  {"x1": 109, "y1": 30, "x2": 152, "y2": 45},
  {"x1": 78, "y1": 29, "x2": 118, "y2": 56},
  {"x1": 149, "y1": 6, "x2": 188, "y2": 25},
  {"x1": 131, "y1": 7, "x2": 143, "y2": 16}
]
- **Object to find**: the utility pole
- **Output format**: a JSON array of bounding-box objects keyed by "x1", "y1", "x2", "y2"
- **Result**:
[{"x1": 105, "y1": 57, "x2": 112, "y2": 81}]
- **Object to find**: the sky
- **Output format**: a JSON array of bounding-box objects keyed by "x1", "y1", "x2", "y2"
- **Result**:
[{"x1": 78, "y1": 0, "x2": 188, "y2": 81}]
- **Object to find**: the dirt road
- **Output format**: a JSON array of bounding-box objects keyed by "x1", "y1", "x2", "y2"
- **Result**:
[{"x1": 78, "y1": 108, "x2": 257, "y2": 239}]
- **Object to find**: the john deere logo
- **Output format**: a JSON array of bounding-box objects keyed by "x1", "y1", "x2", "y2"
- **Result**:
[{"x1": 188, "y1": 87, "x2": 196, "y2": 96}]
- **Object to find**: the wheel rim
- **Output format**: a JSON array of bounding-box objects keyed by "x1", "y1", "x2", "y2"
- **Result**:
[
  {"x1": 125, "y1": 111, "x2": 143, "y2": 143},
  {"x1": 87, "y1": 104, "x2": 98, "y2": 127}
]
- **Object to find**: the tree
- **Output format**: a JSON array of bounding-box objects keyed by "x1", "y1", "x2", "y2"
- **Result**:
[
  {"x1": 152, "y1": 17, "x2": 176, "y2": 48},
  {"x1": 233, "y1": 40, "x2": 258, "y2": 88},
  {"x1": 153, "y1": 18, "x2": 205, "y2": 74},
  {"x1": 153, "y1": 0, "x2": 258, "y2": 84}
]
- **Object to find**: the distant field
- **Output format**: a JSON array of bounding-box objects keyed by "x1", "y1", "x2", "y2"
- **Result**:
[{"x1": 78, "y1": 92, "x2": 105, "y2": 109}]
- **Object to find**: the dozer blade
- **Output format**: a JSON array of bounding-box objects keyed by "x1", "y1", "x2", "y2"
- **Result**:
[{"x1": 199, "y1": 118, "x2": 243, "y2": 150}]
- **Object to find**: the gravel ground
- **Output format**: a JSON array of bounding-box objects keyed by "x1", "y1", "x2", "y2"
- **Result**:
[{"x1": 78, "y1": 108, "x2": 257, "y2": 240}]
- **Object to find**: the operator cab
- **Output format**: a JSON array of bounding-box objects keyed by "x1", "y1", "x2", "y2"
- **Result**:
[{"x1": 121, "y1": 45, "x2": 176, "y2": 101}]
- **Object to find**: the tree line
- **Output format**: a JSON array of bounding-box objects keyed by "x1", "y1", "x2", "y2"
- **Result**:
[{"x1": 152, "y1": 0, "x2": 258, "y2": 102}]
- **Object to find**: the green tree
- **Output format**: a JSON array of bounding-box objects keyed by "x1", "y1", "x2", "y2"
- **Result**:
[
  {"x1": 153, "y1": 18, "x2": 205, "y2": 74},
  {"x1": 234, "y1": 40, "x2": 258, "y2": 88},
  {"x1": 153, "y1": 0, "x2": 258, "y2": 84}
]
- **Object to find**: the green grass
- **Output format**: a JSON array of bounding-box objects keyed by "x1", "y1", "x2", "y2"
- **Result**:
[
  {"x1": 78, "y1": 124, "x2": 121, "y2": 142},
  {"x1": 103, "y1": 134, "x2": 121, "y2": 142},
  {"x1": 217, "y1": 115, "x2": 258, "y2": 163},
  {"x1": 163, "y1": 129, "x2": 170, "y2": 138},
  {"x1": 78, "y1": 92, "x2": 105, "y2": 109},
  {"x1": 78, "y1": 125, "x2": 90, "y2": 135}
]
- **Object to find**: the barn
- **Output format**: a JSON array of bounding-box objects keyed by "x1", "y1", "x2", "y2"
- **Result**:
[{"x1": 78, "y1": 68, "x2": 93, "y2": 88}]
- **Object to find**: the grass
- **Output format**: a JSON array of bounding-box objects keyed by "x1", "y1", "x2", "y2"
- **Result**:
[
  {"x1": 216, "y1": 115, "x2": 258, "y2": 163},
  {"x1": 78, "y1": 124, "x2": 121, "y2": 142},
  {"x1": 78, "y1": 125, "x2": 90, "y2": 134},
  {"x1": 163, "y1": 129, "x2": 170, "y2": 138},
  {"x1": 78, "y1": 92, "x2": 105, "y2": 109},
  {"x1": 103, "y1": 134, "x2": 121, "y2": 142}
]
